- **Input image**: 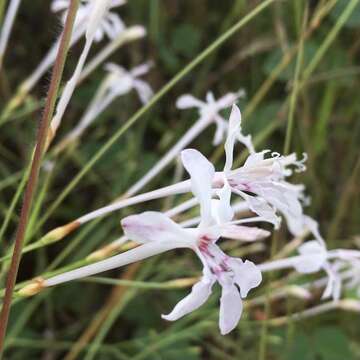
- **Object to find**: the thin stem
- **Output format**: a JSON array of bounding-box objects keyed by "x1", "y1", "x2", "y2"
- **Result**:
[{"x1": 0, "y1": 0, "x2": 79, "y2": 353}]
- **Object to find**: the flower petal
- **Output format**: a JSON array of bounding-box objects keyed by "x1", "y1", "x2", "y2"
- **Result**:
[
  {"x1": 293, "y1": 240, "x2": 326, "y2": 274},
  {"x1": 215, "y1": 93, "x2": 239, "y2": 109},
  {"x1": 121, "y1": 211, "x2": 188, "y2": 244},
  {"x1": 219, "y1": 284, "x2": 243, "y2": 335},
  {"x1": 212, "y1": 180, "x2": 234, "y2": 224},
  {"x1": 181, "y1": 149, "x2": 215, "y2": 227},
  {"x1": 162, "y1": 277, "x2": 214, "y2": 321},
  {"x1": 176, "y1": 94, "x2": 204, "y2": 109},
  {"x1": 229, "y1": 259, "x2": 262, "y2": 297},
  {"x1": 235, "y1": 190, "x2": 281, "y2": 228},
  {"x1": 133, "y1": 79, "x2": 153, "y2": 104},
  {"x1": 219, "y1": 224, "x2": 270, "y2": 242}
]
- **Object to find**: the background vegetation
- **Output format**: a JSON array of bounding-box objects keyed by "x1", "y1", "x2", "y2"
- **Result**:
[{"x1": 0, "y1": 0, "x2": 359, "y2": 359}]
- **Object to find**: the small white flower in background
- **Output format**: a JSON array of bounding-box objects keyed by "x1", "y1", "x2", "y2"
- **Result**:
[
  {"x1": 294, "y1": 239, "x2": 341, "y2": 301},
  {"x1": 104, "y1": 62, "x2": 154, "y2": 104},
  {"x1": 52, "y1": 0, "x2": 126, "y2": 42},
  {"x1": 122, "y1": 148, "x2": 267, "y2": 334},
  {"x1": 177, "y1": 91, "x2": 245, "y2": 146}
]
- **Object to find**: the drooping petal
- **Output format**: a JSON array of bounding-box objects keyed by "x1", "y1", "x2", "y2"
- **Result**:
[
  {"x1": 133, "y1": 80, "x2": 153, "y2": 104},
  {"x1": 235, "y1": 190, "x2": 281, "y2": 228},
  {"x1": 181, "y1": 149, "x2": 215, "y2": 227},
  {"x1": 229, "y1": 259, "x2": 262, "y2": 297},
  {"x1": 219, "y1": 284, "x2": 243, "y2": 335},
  {"x1": 219, "y1": 224, "x2": 270, "y2": 242},
  {"x1": 322, "y1": 262, "x2": 342, "y2": 301},
  {"x1": 176, "y1": 94, "x2": 204, "y2": 109},
  {"x1": 162, "y1": 276, "x2": 214, "y2": 321},
  {"x1": 304, "y1": 216, "x2": 326, "y2": 247},
  {"x1": 121, "y1": 211, "x2": 189, "y2": 245}
]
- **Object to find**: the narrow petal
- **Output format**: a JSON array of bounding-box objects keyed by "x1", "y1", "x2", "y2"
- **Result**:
[
  {"x1": 131, "y1": 61, "x2": 153, "y2": 77},
  {"x1": 235, "y1": 190, "x2": 281, "y2": 229},
  {"x1": 229, "y1": 259, "x2": 262, "y2": 297},
  {"x1": 215, "y1": 93, "x2": 238, "y2": 109},
  {"x1": 212, "y1": 180, "x2": 234, "y2": 224},
  {"x1": 219, "y1": 285, "x2": 243, "y2": 335},
  {"x1": 133, "y1": 80, "x2": 153, "y2": 104},
  {"x1": 162, "y1": 277, "x2": 214, "y2": 321},
  {"x1": 121, "y1": 211, "x2": 188, "y2": 244},
  {"x1": 181, "y1": 149, "x2": 215, "y2": 227},
  {"x1": 176, "y1": 94, "x2": 204, "y2": 109},
  {"x1": 219, "y1": 224, "x2": 270, "y2": 242}
]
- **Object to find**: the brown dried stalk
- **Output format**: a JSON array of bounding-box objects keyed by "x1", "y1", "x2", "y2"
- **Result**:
[{"x1": 0, "y1": 0, "x2": 80, "y2": 354}]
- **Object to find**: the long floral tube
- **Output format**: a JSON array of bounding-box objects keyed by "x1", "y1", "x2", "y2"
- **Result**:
[
  {"x1": 258, "y1": 249, "x2": 360, "y2": 272},
  {"x1": 44, "y1": 241, "x2": 187, "y2": 287},
  {"x1": 77, "y1": 179, "x2": 192, "y2": 224},
  {"x1": 0, "y1": 0, "x2": 22, "y2": 69},
  {"x1": 78, "y1": 25, "x2": 146, "y2": 83},
  {"x1": 19, "y1": 244, "x2": 360, "y2": 296},
  {"x1": 88, "y1": 198, "x2": 249, "y2": 260}
]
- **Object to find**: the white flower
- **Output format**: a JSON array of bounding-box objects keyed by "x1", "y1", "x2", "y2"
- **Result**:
[
  {"x1": 177, "y1": 91, "x2": 244, "y2": 146},
  {"x1": 294, "y1": 239, "x2": 341, "y2": 300},
  {"x1": 121, "y1": 148, "x2": 266, "y2": 334},
  {"x1": 104, "y1": 62, "x2": 153, "y2": 104},
  {"x1": 52, "y1": 0, "x2": 126, "y2": 42},
  {"x1": 221, "y1": 105, "x2": 310, "y2": 234}
]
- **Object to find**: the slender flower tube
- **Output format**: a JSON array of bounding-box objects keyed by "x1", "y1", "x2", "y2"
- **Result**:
[
  {"x1": 125, "y1": 90, "x2": 244, "y2": 197},
  {"x1": 0, "y1": 0, "x2": 22, "y2": 70},
  {"x1": 54, "y1": 61, "x2": 153, "y2": 152},
  {"x1": 20, "y1": 148, "x2": 269, "y2": 334},
  {"x1": 48, "y1": 0, "x2": 115, "y2": 147}
]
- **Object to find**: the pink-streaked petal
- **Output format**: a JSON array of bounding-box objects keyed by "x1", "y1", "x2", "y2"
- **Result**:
[
  {"x1": 229, "y1": 259, "x2": 262, "y2": 298},
  {"x1": 121, "y1": 211, "x2": 187, "y2": 244},
  {"x1": 176, "y1": 94, "x2": 204, "y2": 109},
  {"x1": 219, "y1": 284, "x2": 243, "y2": 335},
  {"x1": 181, "y1": 149, "x2": 215, "y2": 227},
  {"x1": 219, "y1": 224, "x2": 270, "y2": 242},
  {"x1": 162, "y1": 277, "x2": 214, "y2": 321}
]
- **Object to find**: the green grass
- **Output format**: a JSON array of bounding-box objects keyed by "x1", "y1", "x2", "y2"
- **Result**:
[{"x1": 1, "y1": 0, "x2": 360, "y2": 359}]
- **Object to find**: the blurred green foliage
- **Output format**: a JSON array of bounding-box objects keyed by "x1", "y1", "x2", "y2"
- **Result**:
[{"x1": 0, "y1": 0, "x2": 360, "y2": 359}]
